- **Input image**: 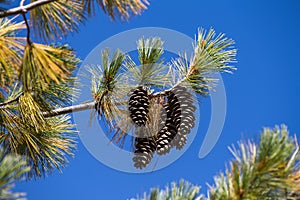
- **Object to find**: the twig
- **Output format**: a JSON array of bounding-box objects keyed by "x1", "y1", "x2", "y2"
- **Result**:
[
  {"x1": 20, "y1": 0, "x2": 31, "y2": 45},
  {"x1": 0, "y1": 92, "x2": 23, "y2": 107},
  {"x1": 286, "y1": 134, "x2": 299, "y2": 170},
  {"x1": 0, "y1": 0, "x2": 56, "y2": 18},
  {"x1": 22, "y1": 13, "x2": 31, "y2": 44}
]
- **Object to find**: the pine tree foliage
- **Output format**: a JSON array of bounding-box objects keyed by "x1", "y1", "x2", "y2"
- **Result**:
[
  {"x1": 1, "y1": 13, "x2": 236, "y2": 179},
  {"x1": 0, "y1": 0, "x2": 235, "y2": 180},
  {"x1": 29, "y1": 0, "x2": 149, "y2": 41},
  {"x1": 84, "y1": 0, "x2": 149, "y2": 19},
  {"x1": 172, "y1": 28, "x2": 236, "y2": 95},
  {"x1": 92, "y1": 49, "x2": 126, "y2": 126},
  {"x1": 0, "y1": 147, "x2": 30, "y2": 200},
  {"x1": 30, "y1": 0, "x2": 85, "y2": 42},
  {"x1": 0, "y1": 39, "x2": 79, "y2": 179},
  {"x1": 126, "y1": 37, "x2": 167, "y2": 87},
  {"x1": 1, "y1": 2, "x2": 296, "y2": 200},
  {"x1": 208, "y1": 125, "x2": 300, "y2": 200},
  {"x1": 131, "y1": 179, "x2": 203, "y2": 200},
  {"x1": 131, "y1": 125, "x2": 300, "y2": 200},
  {"x1": 0, "y1": 105, "x2": 77, "y2": 179},
  {"x1": 21, "y1": 43, "x2": 78, "y2": 91},
  {"x1": 0, "y1": 17, "x2": 24, "y2": 88}
]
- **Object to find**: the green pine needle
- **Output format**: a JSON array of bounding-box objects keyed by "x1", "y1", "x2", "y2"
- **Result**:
[
  {"x1": 192, "y1": 28, "x2": 236, "y2": 74},
  {"x1": 209, "y1": 125, "x2": 300, "y2": 199},
  {"x1": 172, "y1": 28, "x2": 237, "y2": 95},
  {"x1": 138, "y1": 37, "x2": 164, "y2": 65},
  {"x1": 124, "y1": 37, "x2": 169, "y2": 87},
  {"x1": 129, "y1": 125, "x2": 300, "y2": 200},
  {"x1": 88, "y1": 48, "x2": 126, "y2": 126},
  {"x1": 132, "y1": 180, "x2": 203, "y2": 200},
  {"x1": 0, "y1": 147, "x2": 30, "y2": 200}
]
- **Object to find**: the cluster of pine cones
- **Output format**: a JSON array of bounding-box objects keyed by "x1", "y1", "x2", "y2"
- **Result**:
[{"x1": 128, "y1": 85, "x2": 196, "y2": 169}]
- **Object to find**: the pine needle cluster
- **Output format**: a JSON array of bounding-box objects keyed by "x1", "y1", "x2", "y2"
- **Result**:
[
  {"x1": 89, "y1": 29, "x2": 236, "y2": 168},
  {"x1": 0, "y1": 147, "x2": 30, "y2": 199},
  {"x1": 1, "y1": 0, "x2": 148, "y2": 180}
]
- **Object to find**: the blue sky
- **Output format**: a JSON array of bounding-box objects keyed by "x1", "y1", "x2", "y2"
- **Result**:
[{"x1": 16, "y1": 0, "x2": 300, "y2": 199}]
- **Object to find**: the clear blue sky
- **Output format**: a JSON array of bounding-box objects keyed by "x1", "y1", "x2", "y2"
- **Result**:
[{"x1": 16, "y1": 0, "x2": 300, "y2": 199}]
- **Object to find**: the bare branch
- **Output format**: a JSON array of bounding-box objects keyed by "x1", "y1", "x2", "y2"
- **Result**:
[
  {"x1": 286, "y1": 134, "x2": 299, "y2": 170},
  {"x1": 0, "y1": 0, "x2": 56, "y2": 18},
  {"x1": 42, "y1": 101, "x2": 96, "y2": 118}
]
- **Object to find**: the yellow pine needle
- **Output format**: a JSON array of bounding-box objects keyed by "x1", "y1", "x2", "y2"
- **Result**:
[
  {"x1": 0, "y1": 18, "x2": 25, "y2": 84},
  {"x1": 19, "y1": 93, "x2": 48, "y2": 132},
  {"x1": 22, "y1": 43, "x2": 75, "y2": 90}
]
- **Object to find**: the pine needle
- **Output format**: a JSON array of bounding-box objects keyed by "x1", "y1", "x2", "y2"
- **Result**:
[
  {"x1": 0, "y1": 17, "x2": 25, "y2": 86},
  {"x1": 30, "y1": 0, "x2": 85, "y2": 41},
  {"x1": 84, "y1": 0, "x2": 149, "y2": 20},
  {"x1": 21, "y1": 43, "x2": 78, "y2": 91}
]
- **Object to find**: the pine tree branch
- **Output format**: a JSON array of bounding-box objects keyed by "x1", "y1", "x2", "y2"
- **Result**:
[
  {"x1": 42, "y1": 99, "x2": 127, "y2": 118},
  {"x1": 286, "y1": 134, "x2": 299, "y2": 169},
  {"x1": 0, "y1": 98, "x2": 118, "y2": 118},
  {"x1": 0, "y1": 0, "x2": 56, "y2": 18},
  {"x1": 0, "y1": 92, "x2": 23, "y2": 107},
  {"x1": 42, "y1": 101, "x2": 96, "y2": 118}
]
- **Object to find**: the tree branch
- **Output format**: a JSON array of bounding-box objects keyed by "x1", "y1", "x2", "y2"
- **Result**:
[
  {"x1": 42, "y1": 101, "x2": 96, "y2": 118},
  {"x1": 42, "y1": 99, "x2": 129, "y2": 117},
  {"x1": 0, "y1": 92, "x2": 23, "y2": 107},
  {"x1": 22, "y1": 13, "x2": 31, "y2": 44},
  {"x1": 0, "y1": 0, "x2": 56, "y2": 18}
]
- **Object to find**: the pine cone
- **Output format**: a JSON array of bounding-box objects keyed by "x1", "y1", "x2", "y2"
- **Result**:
[
  {"x1": 171, "y1": 85, "x2": 196, "y2": 137},
  {"x1": 156, "y1": 103, "x2": 178, "y2": 155},
  {"x1": 164, "y1": 85, "x2": 196, "y2": 150},
  {"x1": 128, "y1": 86, "x2": 150, "y2": 126},
  {"x1": 132, "y1": 137, "x2": 156, "y2": 169},
  {"x1": 171, "y1": 134, "x2": 187, "y2": 150}
]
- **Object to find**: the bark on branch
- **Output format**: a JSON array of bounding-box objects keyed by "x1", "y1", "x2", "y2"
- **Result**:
[
  {"x1": 43, "y1": 101, "x2": 96, "y2": 118},
  {"x1": 0, "y1": 0, "x2": 56, "y2": 18}
]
